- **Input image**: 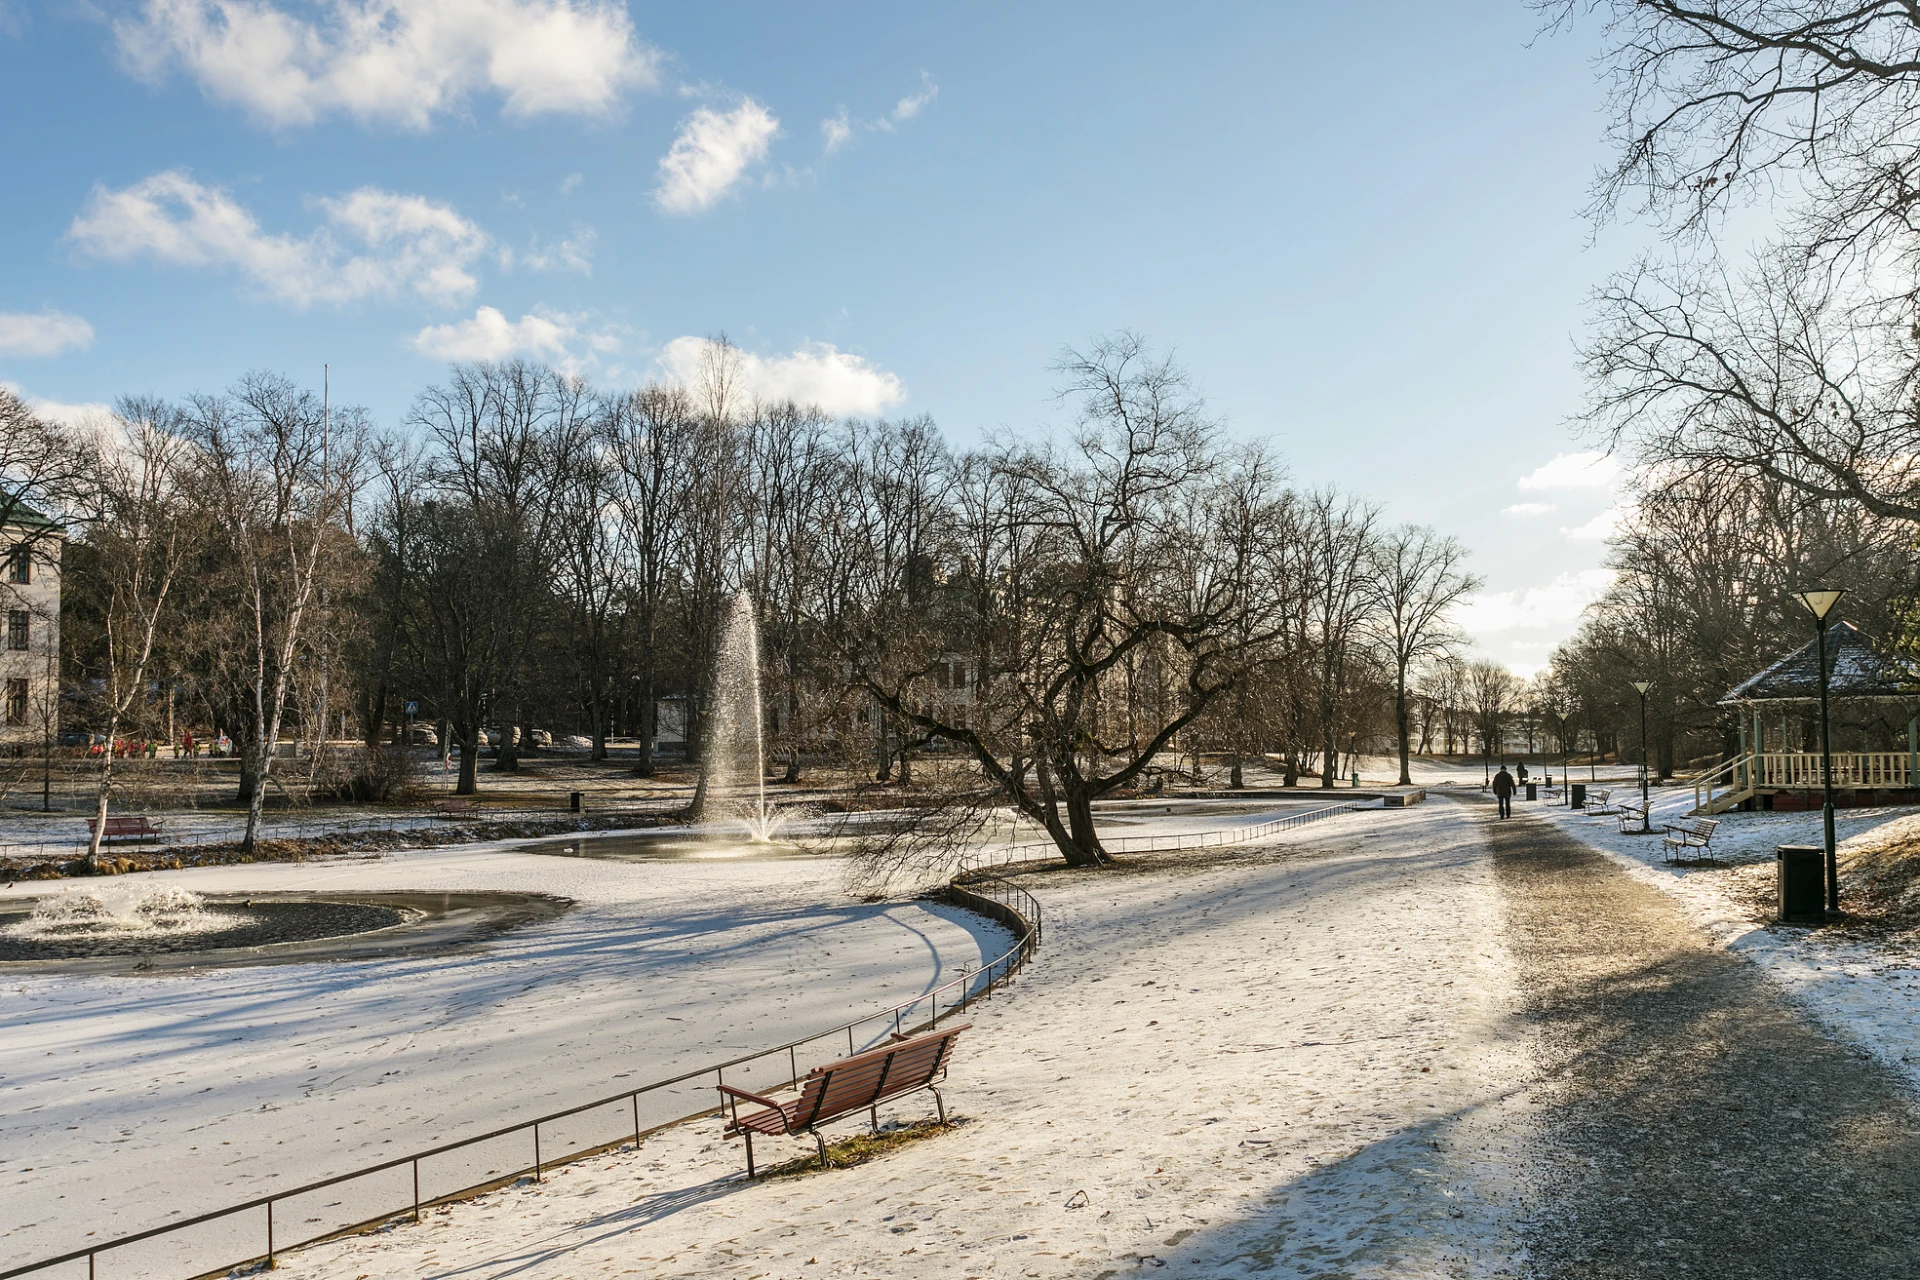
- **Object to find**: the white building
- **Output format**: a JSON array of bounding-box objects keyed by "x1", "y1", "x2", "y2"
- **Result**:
[{"x1": 0, "y1": 512, "x2": 61, "y2": 751}]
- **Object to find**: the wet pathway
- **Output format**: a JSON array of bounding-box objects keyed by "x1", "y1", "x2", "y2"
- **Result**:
[{"x1": 1484, "y1": 802, "x2": 1920, "y2": 1277}]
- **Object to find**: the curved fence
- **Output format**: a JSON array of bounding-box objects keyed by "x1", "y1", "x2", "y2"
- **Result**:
[{"x1": 4, "y1": 802, "x2": 1358, "y2": 1280}]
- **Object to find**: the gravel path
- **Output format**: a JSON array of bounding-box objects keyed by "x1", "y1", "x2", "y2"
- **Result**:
[{"x1": 1483, "y1": 801, "x2": 1920, "y2": 1278}]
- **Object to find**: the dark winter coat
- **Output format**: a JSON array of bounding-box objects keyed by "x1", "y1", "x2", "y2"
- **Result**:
[{"x1": 1492, "y1": 769, "x2": 1515, "y2": 798}]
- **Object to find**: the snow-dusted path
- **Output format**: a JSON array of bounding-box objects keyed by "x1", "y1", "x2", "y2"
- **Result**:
[
  {"x1": 275, "y1": 800, "x2": 1538, "y2": 1280},
  {"x1": 0, "y1": 845, "x2": 1007, "y2": 1270}
]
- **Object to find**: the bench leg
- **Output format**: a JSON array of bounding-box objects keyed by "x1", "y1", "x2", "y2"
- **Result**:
[
  {"x1": 929, "y1": 1086, "x2": 947, "y2": 1127},
  {"x1": 870, "y1": 1105, "x2": 880, "y2": 1135},
  {"x1": 744, "y1": 1130, "x2": 755, "y2": 1179},
  {"x1": 812, "y1": 1130, "x2": 829, "y2": 1171}
]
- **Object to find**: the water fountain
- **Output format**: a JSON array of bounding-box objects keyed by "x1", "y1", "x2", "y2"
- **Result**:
[
  {"x1": 517, "y1": 592, "x2": 815, "y2": 864},
  {"x1": 706, "y1": 591, "x2": 785, "y2": 843}
]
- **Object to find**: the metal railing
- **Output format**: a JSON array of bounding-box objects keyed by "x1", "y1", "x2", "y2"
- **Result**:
[
  {"x1": 1, "y1": 864, "x2": 1041, "y2": 1280},
  {"x1": 983, "y1": 801, "x2": 1357, "y2": 860}
]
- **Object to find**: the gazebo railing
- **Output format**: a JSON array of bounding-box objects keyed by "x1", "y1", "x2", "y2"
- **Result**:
[{"x1": 1693, "y1": 750, "x2": 1920, "y2": 813}]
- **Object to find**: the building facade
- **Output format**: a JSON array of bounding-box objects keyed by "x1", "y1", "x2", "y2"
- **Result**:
[{"x1": 0, "y1": 516, "x2": 61, "y2": 752}]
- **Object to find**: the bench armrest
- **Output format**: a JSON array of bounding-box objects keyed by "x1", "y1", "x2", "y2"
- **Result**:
[{"x1": 716, "y1": 1083, "x2": 785, "y2": 1110}]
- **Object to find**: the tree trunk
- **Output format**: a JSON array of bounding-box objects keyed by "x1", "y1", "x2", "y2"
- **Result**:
[
  {"x1": 456, "y1": 725, "x2": 478, "y2": 795},
  {"x1": 1061, "y1": 787, "x2": 1107, "y2": 867},
  {"x1": 1395, "y1": 663, "x2": 1413, "y2": 787},
  {"x1": 634, "y1": 677, "x2": 655, "y2": 777}
]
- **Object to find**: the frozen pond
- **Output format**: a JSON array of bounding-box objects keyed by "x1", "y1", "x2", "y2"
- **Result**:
[{"x1": 0, "y1": 840, "x2": 1009, "y2": 1270}]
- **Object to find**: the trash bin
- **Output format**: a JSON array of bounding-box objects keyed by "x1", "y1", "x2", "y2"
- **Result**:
[
  {"x1": 1525, "y1": 782, "x2": 1538, "y2": 802},
  {"x1": 1570, "y1": 782, "x2": 1586, "y2": 809},
  {"x1": 1777, "y1": 845, "x2": 1825, "y2": 924},
  {"x1": 569, "y1": 790, "x2": 584, "y2": 813}
]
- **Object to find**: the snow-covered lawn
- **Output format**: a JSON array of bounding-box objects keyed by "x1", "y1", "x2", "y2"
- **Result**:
[
  {"x1": 272, "y1": 801, "x2": 1537, "y2": 1280},
  {"x1": 1530, "y1": 787, "x2": 1920, "y2": 1094},
  {"x1": 0, "y1": 842, "x2": 1008, "y2": 1271}
]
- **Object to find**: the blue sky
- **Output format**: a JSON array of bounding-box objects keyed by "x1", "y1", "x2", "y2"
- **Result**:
[{"x1": 0, "y1": 1, "x2": 1643, "y2": 673}]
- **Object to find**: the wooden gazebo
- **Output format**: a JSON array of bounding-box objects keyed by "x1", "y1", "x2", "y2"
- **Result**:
[{"x1": 1692, "y1": 621, "x2": 1920, "y2": 815}]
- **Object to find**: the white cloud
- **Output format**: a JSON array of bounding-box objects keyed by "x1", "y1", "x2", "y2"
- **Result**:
[
  {"x1": 69, "y1": 170, "x2": 490, "y2": 307},
  {"x1": 559, "y1": 172, "x2": 584, "y2": 195},
  {"x1": 1501, "y1": 502, "x2": 1554, "y2": 517},
  {"x1": 1559, "y1": 504, "x2": 1628, "y2": 541},
  {"x1": 411, "y1": 304, "x2": 620, "y2": 369},
  {"x1": 1516, "y1": 449, "x2": 1620, "y2": 492},
  {"x1": 0, "y1": 311, "x2": 94, "y2": 357},
  {"x1": 657, "y1": 337, "x2": 905, "y2": 415},
  {"x1": 821, "y1": 72, "x2": 939, "y2": 153},
  {"x1": 654, "y1": 100, "x2": 779, "y2": 215},
  {"x1": 524, "y1": 223, "x2": 595, "y2": 274},
  {"x1": 821, "y1": 108, "x2": 854, "y2": 154},
  {"x1": 116, "y1": 0, "x2": 657, "y2": 130},
  {"x1": 891, "y1": 71, "x2": 937, "y2": 122},
  {"x1": 0, "y1": 381, "x2": 112, "y2": 429},
  {"x1": 1455, "y1": 568, "x2": 1615, "y2": 637}
]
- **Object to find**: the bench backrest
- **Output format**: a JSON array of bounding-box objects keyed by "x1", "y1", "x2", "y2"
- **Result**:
[{"x1": 794, "y1": 1024, "x2": 969, "y2": 1130}]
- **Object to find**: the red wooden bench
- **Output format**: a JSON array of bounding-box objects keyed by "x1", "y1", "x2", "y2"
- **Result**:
[
  {"x1": 718, "y1": 1024, "x2": 969, "y2": 1175},
  {"x1": 87, "y1": 816, "x2": 165, "y2": 844}
]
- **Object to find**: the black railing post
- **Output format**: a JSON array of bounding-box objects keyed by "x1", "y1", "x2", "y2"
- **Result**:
[
  {"x1": 266, "y1": 1199, "x2": 275, "y2": 1268},
  {"x1": 533, "y1": 1123, "x2": 541, "y2": 1183},
  {"x1": 412, "y1": 1158, "x2": 421, "y2": 1223},
  {"x1": 633, "y1": 1094, "x2": 641, "y2": 1148}
]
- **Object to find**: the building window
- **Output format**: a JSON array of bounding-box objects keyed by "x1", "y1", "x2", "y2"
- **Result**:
[
  {"x1": 7, "y1": 611, "x2": 26, "y2": 651},
  {"x1": 6, "y1": 679, "x2": 26, "y2": 726},
  {"x1": 5, "y1": 548, "x2": 28, "y2": 585}
]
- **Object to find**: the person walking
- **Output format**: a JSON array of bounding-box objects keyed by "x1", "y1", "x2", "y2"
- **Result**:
[{"x1": 1493, "y1": 764, "x2": 1515, "y2": 818}]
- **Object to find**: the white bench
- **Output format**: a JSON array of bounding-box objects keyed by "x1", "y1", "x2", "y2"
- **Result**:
[{"x1": 1661, "y1": 817, "x2": 1719, "y2": 861}]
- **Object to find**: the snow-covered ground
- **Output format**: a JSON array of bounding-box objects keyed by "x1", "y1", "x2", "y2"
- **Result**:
[
  {"x1": 1530, "y1": 786, "x2": 1920, "y2": 1095},
  {"x1": 0, "y1": 841, "x2": 1009, "y2": 1272},
  {"x1": 270, "y1": 800, "x2": 1540, "y2": 1280}
]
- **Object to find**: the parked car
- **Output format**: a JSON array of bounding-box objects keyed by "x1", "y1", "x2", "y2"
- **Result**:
[
  {"x1": 527, "y1": 729, "x2": 553, "y2": 748},
  {"x1": 405, "y1": 725, "x2": 439, "y2": 747},
  {"x1": 562, "y1": 734, "x2": 593, "y2": 750}
]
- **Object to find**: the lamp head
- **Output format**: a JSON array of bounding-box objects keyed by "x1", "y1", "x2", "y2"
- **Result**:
[{"x1": 1793, "y1": 588, "x2": 1846, "y2": 620}]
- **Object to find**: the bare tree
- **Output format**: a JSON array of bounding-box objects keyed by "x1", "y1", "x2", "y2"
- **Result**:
[
  {"x1": 1294, "y1": 489, "x2": 1383, "y2": 788},
  {"x1": 1552, "y1": 0, "x2": 1920, "y2": 247},
  {"x1": 1467, "y1": 659, "x2": 1518, "y2": 773},
  {"x1": 186, "y1": 373, "x2": 357, "y2": 852},
  {"x1": 604, "y1": 383, "x2": 699, "y2": 777},
  {"x1": 80, "y1": 402, "x2": 195, "y2": 866},
  {"x1": 825, "y1": 335, "x2": 1294, "y2": 867},
  {"x1": 1367, "y1": 525, "x2": 1480, "y2": 785}
]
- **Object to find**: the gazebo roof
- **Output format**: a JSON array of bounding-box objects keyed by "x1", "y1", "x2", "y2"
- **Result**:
[{"x1": 1720, "y1": 621, "x2": 1920, "y2": 705}]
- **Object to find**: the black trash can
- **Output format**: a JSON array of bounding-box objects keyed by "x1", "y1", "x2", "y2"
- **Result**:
[
  {"x1": 1570, "y1": 782, "x2": 1586, "y2": 809},
  {"x1": 1525, "y1": 782, "x2": 1538, "y2": 802},
  {"x1": 569, "y1": 790, "x2": 584, "y2": 813},
  {"x1": 1777, "y1": 845, "x2": 1825, "y2": 924}
]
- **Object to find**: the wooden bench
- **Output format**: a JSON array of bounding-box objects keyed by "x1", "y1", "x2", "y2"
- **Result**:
[
  {"x1": 432, "y1": 797, "x2": 475, "y2": 817},
  {"x1": 1662, "y1": 816, "x2": 1720, "y2": 861},
  {"x1": 87, "y1": 816, "x2": 164, "y2": 844},
  {"x1": 718, "y1": 1024, "x2": 969, "y2": 1176}
]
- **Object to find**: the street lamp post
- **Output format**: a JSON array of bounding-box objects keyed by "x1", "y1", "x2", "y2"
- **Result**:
[
  {"x1": 1793, "y1": 589, "x2": 1846, "y2": 914},
  {"x1": 1631, "y1": 681, "x2": 1652, "y2": 827}
]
